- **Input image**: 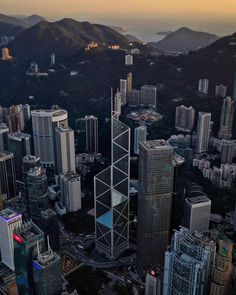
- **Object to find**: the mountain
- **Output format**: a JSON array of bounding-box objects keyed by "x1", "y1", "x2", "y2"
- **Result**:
[
  {"x1": 110, "y1": 26, "x2": 127, "y2": 34},
  {"x1": 0, "y1": 21, "x2": 25, "y2": 36},
  {"x1": 125, "y1": 34, "x2": 142, "y2": 43},
  {"x1": 9, "y1": 18, "x2": 130, "y2": 59},
  {"x1": 148, "y1": 27, "x2": 219, "y2": 53},
  {"x1": 0, "y1": 14, "x2": 45, "y2": 28}
]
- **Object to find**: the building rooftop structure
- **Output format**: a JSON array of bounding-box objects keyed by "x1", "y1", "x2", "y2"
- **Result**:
[
  {"x1": 141, "y1": 139, "x2": 172, "y2": 151},
  {"x1": 41, "y1": 209, "x2": 57, "y2": 220},
  {"x1": 185, "y1": 195, "x2": 211, "y2": 205},
  {"x1": 0, "y1": 208, "x2": 21, "y2": 222},
  {"x1": 13, "y1": 220, "x2": 43, "y2": 244},
  {"x1": 8, "y1": 132, "x2": 30, "y2": 141}
]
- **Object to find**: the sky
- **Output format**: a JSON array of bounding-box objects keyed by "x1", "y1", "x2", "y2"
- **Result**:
[
  {"x1": 1, "y1": 0, "x2": 236, "y2": 17},
  {"x1": 1, "y1": 0, "x2": 236, "y2": 42}
]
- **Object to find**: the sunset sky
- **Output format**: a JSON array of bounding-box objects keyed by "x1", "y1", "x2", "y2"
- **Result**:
[{"x1": 1, "y1": 0, "x2": 236, "y2": 16}]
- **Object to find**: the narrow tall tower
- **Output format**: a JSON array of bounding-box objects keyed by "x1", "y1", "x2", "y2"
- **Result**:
[
  {"x1": 94, "y1": 91, "x2": 130, "y2": 259},
  {"x1": 218, "y1": 96, "x2": 234, "y2": 140}
]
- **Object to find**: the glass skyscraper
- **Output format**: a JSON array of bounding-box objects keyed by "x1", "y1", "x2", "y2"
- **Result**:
[{"x1": 94, "y1": 107, "x2": 130, "y2": 259}]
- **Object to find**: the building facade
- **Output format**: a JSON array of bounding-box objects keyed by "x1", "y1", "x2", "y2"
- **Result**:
[
  {"x1": 134, "y1": 125, "x2": 147, "y2": 155},
  {"x1": 32, "y1": 109, "x2": 68, "y2": 168},
  {"x1": 85, "y1": 115, "x2": 98, "y2": 154},
  {"x1": 218, "y1": 96, "x2": 234, "y2": 140},
  {"x1": 95, "y1": 109, "x2": 130, "y2": 259},
  {"x1": 137, "y1": 140, "x2": 174, "y2": 271},
  {"x1": 196, "y1": 112, "x2": 211, "y2": 153}
]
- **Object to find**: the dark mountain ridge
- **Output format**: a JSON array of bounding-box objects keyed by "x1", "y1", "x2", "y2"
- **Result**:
[
  {"x1": 0, "y1": 14, "x2": 45, "y2": 28},
  {"x1": 149, "y1": 27, "x2": 219, "y2": 53},
  {"x1": 9, "y1": 18, "x2": 131, "y2": 59}
]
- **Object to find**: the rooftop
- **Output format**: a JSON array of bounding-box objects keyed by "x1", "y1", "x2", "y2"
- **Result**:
[
  {"x1": 41, "y1": 209, "x2": 57, "y2": 219},
  {"x1": 141, "y1": 140, "x2": 172, "y2": 151},
  {"x1": 8, "y1": 132, "x2": 31, "y2": 141},
  {"x1": 14, "y1": 220, "x2": 43, "y2": 243},
  {"x1": 186, "y1": 195, "x2": 211, "y2": 205},
  {"x1": 0, "y1": 208, "x2": 20, "y2": 221}
]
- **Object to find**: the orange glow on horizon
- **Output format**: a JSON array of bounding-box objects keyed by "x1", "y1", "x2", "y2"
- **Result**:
[{"x1": 1, "y1": 0, "x2": 236, "y2": 16}]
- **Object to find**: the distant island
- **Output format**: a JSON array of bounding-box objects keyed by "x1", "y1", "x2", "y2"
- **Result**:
[{"x1": 157, "y1": 31, "x2": 172, "y2": 35}]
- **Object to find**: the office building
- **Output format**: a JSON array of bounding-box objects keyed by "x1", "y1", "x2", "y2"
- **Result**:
[
  {"x1": 33, "y1": 239, "x2": 62, "y2": 295},
  {"x1": 95, "y1": 109, "x2": 130, "y2": 259},
  {"x1": 218, "y1": 96, "x2": 234, "y2": 140},
  {"x1": 60, "y1": 172, "x2": 82, "y2": 212},
  {"x1": 215, "y1": 84, "x2": 227, "y2": 97},
  {"x1": 163, "y1": 227, "x2": 216, "y2": 295},
  {"x1": 210, "y1": 240, "x2": 233, "y2": 295},
  {"x1": 120, "y1": 79, "x2": 127, "y2": 105},
  {"x1": 0, "y1": 123, "x2": 9, "y2": 152},
  {"x1": 125, "y1": 54, "x2": 133, "y2": 66},
  {"x1": 7, "y1": 106, "x2": 25, "y2": 133},
  {"x1": 196, "y1": 112, "x2": 211, "y2": 153},
  {"x1": 141, "y1": 85, "x2": 157, "y2": 107},
  {"x1": 55, "y1": 126, "x2": 75, "y2": 174},
  {"x1": 127, "y1": 72, "x2": 133, "y2": 93},
  {"x1": 128, "y1": 89, "x2": 141, "y2": 107},
  {"x1": 32, "y1": 109, "x2": 68, "y2": 167},
  {"x1": 40, "y1": 209, "x2": 60, "y2": 252},
  {"x1": 171, "y1": 154, "x2": 186, "y2": 233},
  {"x1": 0, "y1": 151, "x2": 16, "y2": 199},
  {"x1": 0, "y1": 209, "x2": 22, "y2": 270},
  {"x1": 137, "y1": 140, "x2": 174, "y2": 271},
  {"x1": 27, "y1": 167, "x2": 49, "y2": 224},
  {"x1": 8, "y1": 132, "x2": 31, "y2": 180},
  {"x1": 134, "y1": 125, "x2": 147, "y2": 155},
  {"x1": 1, "y1": 47, "x2": 12, "y2": 60},
  {"x1": 50, "y1": 53, "x2": 56, "y2": 67},
  {"x1": 145, "y1": 266, "x2": 163, "y2": 295},
  {"x1": 114, "y1": 91, "x2": 122, "y2": 117},
  {"x1": 198, "y1": 78, "x2": 209, "y2": 94},
  {"x1": 175, "y1": 105, "x2": 195, "y2": 132},
  {"x1": 232, "y1": 72, "x2": 236, "y2": 104},
  {"x1": 221, "y1": 141, "x2": 235, "y2": 164},
  {"x1": 22, "y1": 155, "x2": 41, "y2": 215},
  {"x1": 184, "y1": 194, "x2": 211, "y2": 233},
  {"x1": 14, "y1": 220, "x2": 44, "y2": 295},
  {"x1": 85, "y1": 115, "x2": 98, "y2": 154}
]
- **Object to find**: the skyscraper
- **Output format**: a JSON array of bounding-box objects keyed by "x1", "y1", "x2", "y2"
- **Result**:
[
  {"x1": 120, "y1": 79, "x2": 127, "y2": 105},
  {"x1": 137, "y1": 140, "x2": 174, "y2": 271},
  {"x1": 14, "y1": 220, "x2": 44, "y2": 295},
  {"x1": 221, "y1": 140, "x2": 235, "y2": 164},
  {"x1": 114, "y1": 91, "x2": 122, "y2": 117},
  {"x1": 198, "y1": 78, "x2": 209, "y2": 94},
  {"x1": 210, "y1": 239, "x2": 233, "y2": 295},
  {"x1": 33, "y1": 239, "x2": 62, "y2": 295},
  {"x1": 125, "y1": 54, "x2": 133, "y2": 66},
  {"x1": 215, "y1": 84, "x2": 227, "y2": 97},
  {"x1": 141, "y1": 85, "x2": 157, "y2": 107},
  {"x1": 55, "y1": 126, "x2": 75, "y2": 174},
  {"x1": 94, "y1": 106, "x2": 130, "y2": 259},
  {"x1": 40, "y1": 209, "x2": 60, "y2": 252},
  {"x1": 171, "y1": 154, "x2": 186, "y2": 233},
  {"x1": 145, "y1": 266, "x2": 163, "y2": 295},
  {"x1": 0, "y1": 123, "x2": 9, "y2": 152},
  {"x1": 32, "y1": 109, "x2": 68, "y2": 168},
  {"x1": 85, "y1": 115, "x2": 98, "y2": 154},
  {"x1": 218, "y1": 96, "x2": 234, "y2": 140},
  {"x1": 60, "y1": 172, "x2": 82, "y2": 212},
  {"x1": 175, "y1": 105, "x2": 195, "y2": 132},
  {"x1": 196, "y1": 112, "x2": 211, "y2": 153},
  {"x1": 22, "y1": 155, "x2": 41, "y2": 215},
  {"x1": 1, "y1": 47, "x2": 12, "y2": 60},
  {"x1": 0, "y1": 208, "x2": 22, "y2": 270},
  {"x1": 184, "y1": 194, "x2": 211, "y2": 233},
  {"x1": 232, "y1": 72, "x2": 236, "y2": 104},
  {"x1": 163, "y1": 228, "x2": 216, "y2": 295},
  {"x1": 0, "y1": 151, "x2": 16, "y2": 199},
  {"x1": 50, "y1": 53, "x2": 56, "y2": 67},
  {"x1": 8, "y1": 132, "x2": 31, "y2": 180},
  {"x1": 127, "y1": 72, "x2": 133, "y2": 93},
  {"x1": 128, "y1": 89, "x2": 141, "y2": 107},
  {"x1": 134, "y1": 125, "x2": 147, "y2": 155},
  {"x1": 27, "y1": 167, "x2": 49, "y2": 224}
]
